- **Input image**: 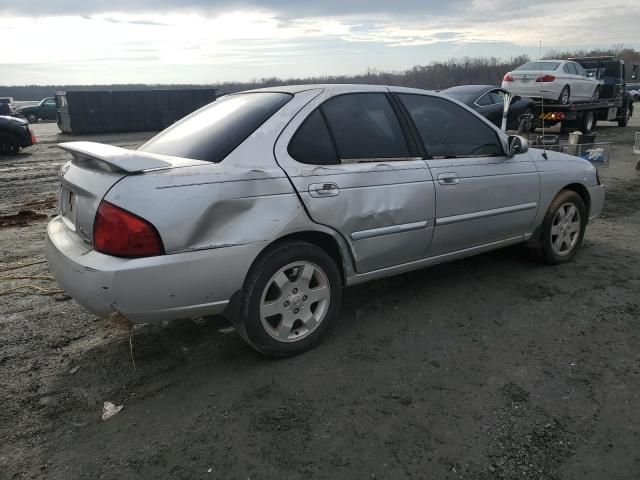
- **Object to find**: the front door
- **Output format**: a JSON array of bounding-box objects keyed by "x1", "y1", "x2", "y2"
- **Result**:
[
  {"x1": 275, "y1": 89, "x2": 436, "y2": 273},
  {"x1": 394, "y1": 91, "x2": 540, "y2": 256}
]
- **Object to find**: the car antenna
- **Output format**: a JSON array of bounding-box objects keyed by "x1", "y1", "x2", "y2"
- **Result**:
[{"x1": 540, "y1": 40, "x2": 548, "y2": 159}]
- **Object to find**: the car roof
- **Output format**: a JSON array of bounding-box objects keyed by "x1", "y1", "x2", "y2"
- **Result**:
[
  {"x1": 237, "y1": 84, "x2": 436, "y2": 95},
  {"x1": 441, "y1": 85, "x2": 497, "y2": 94}
]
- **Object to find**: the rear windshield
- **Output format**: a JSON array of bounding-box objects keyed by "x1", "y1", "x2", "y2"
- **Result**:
[
  {"x1": 515, "y1": 62, "x2": 560, "y2": 71},
  {"x1": 140, "y1": 92, "x2": 292, "y2": 162}
]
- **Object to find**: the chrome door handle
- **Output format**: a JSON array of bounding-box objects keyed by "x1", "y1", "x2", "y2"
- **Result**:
[
  {"x1": 437, "y1": 173, "x2": 460, "y2": 185},
  {"x1": 309, "y1": 183, "x2": 340, "y2": 197}
]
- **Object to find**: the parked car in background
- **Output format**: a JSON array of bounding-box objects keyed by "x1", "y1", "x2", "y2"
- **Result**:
[
  {"x1": 47, "y1": 84, "x2": 605, "y2": 357},
  {"x1": 0, "y1": 97, "x2": 18, "y2": 116},
  {"x1": 502, "y1": 60, "x2": 601, "y2": 104},
  {"x1": 441, "y1": 85, "x2": 535, "y2": 130},
  {"x1": 0, "y1": 116, "x2": 36, "y2": 155},
  {"x1": 19, "y1": 97, "x2": 57, "y2": 123},
  {"x1": 626, "y1": 83, "x2": 640, "y2": 101}
]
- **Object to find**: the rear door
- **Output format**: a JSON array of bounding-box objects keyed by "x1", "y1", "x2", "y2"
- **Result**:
[
  {"x1": 395, "y1": 91, "x2": 540, "y2": 256},
  {"x1": 274, "y1": 88, "x2": 436, "y2": 273}
]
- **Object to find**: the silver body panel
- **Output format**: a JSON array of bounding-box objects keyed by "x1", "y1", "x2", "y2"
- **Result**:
[{"x1": 46, "y1": 84, "x2": 604, "y2": 323}]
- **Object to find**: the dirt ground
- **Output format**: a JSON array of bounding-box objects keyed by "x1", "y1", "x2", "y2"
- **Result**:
[{"x1": 1, "y1": 117, "x2": 639, "y2": 480}]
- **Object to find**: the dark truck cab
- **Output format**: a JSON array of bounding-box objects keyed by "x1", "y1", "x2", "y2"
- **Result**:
[
  {"x1": 19, "y1": 97, "x2": 57, "y2": 123},
  {"x1": 535, "y1": 56, "x2": 635, "y2": 132}
]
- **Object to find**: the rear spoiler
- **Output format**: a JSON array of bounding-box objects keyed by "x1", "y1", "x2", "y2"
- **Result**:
[{"x1": 58, "y1": 141, "x2": 207, "y2": 173}]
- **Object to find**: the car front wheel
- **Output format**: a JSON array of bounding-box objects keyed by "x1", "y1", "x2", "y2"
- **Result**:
[
  {"x1": 26, "y1": 113, "x2": 38, "y2": 123},
  {"x1": 532, "y1": 190, "x2": 587, "y2": 264},
  {"x1": 233, "y1": 241, "x2": 342, "y2": 357},
  {"x1": 0, "y1": 133, "x2": 20, "y2": 155}
]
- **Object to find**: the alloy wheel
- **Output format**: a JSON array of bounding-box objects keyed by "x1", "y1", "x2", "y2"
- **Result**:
[
  {"x1": 260, "y1": 261, "x2": 331, "y2": 342},
  {"x1": 550, "y1": 203, "x2": 582, "y2": 256}
]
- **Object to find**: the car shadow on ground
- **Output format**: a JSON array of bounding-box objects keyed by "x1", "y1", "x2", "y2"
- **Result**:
[{"x1": 41, "y1": 237, "x2": 624, "y2": 417}]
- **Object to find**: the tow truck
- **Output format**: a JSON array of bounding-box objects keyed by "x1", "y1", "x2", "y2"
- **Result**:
[{"x1": 533, "y1": 56, "x2": 635, "y2": 133}]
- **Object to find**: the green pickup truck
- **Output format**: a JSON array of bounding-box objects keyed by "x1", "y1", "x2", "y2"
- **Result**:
[{"x1": 19, "y1": 97, "x2": 57, "y2": 123}]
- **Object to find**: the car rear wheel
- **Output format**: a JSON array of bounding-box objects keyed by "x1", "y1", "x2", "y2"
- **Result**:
[
  {"x1": 233, "y1": 241, "x2": 342, "y2": 357},
  {"x1": 26, "y1": 113, "x2": 38, "y2": 123},
  {"x1": 531, "y1": 190, "x2": 586, "y2": 264},
  {"x1": 558, "y1": 86, "x2": 571, "y2": 105},
  {"x1": 0, "y1": 133, "x2": 20, "y2": 155}
]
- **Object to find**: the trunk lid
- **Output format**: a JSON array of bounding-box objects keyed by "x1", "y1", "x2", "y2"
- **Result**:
[{"x1": 57, "y1": 141, "x2": 208, "y2": 245}]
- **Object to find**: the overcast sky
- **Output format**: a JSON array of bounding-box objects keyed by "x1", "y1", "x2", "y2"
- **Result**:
[{"x1": 1, "y1": 0, "x2": 638, "y2": 85}]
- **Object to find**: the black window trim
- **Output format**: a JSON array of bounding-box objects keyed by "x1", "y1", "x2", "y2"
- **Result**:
[
  {"x1": 393, "y1": 92, "x2": 507, "y2": 160},
  {"x1": 287, "y1": 91, "x2": 422, "y2": 165}
]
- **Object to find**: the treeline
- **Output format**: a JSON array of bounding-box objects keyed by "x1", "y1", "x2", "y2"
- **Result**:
[{"x1": 2, "y1": 46, "x2": 638, "y2": 100}]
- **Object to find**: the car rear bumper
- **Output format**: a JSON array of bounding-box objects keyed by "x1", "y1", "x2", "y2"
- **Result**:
[
  {"x1": 587, "y1": 184, "x2": 605, "y2": 220},
  {"x1": 502, "y1": 82, "x2": 563, "y2": 100},
  {"x1": 46, "y1": 216, "x2": 265, "y2": 323}
]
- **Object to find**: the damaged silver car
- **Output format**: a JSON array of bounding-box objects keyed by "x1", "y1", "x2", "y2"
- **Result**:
[{"x1": 46, "y1": 85, "x2": 605, "y2": 356}]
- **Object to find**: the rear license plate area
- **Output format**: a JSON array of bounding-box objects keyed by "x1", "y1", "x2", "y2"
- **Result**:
[{"x1": 59, "y1": 185, "x2": 77, "y2": 229}]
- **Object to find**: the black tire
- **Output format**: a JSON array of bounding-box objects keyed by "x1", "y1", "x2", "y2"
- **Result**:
[
  {"x1": 26, "y1": 113, "x2": 38, "y2": 123},
  {"x1": 558, "y1": 86, "x2": 570, "y2": 105},
  {"x1": 581, "y1": 111, "x2": 596, "y2": 133},
  {"x1": 531, "y1": 190, "x2": 587, "y2": 265},
  {"x1": 232, "y1": 241, "x2": 342, "y2": 357},
  {"x1": 591, "y1": 86, "x2": 600, "y2": 102},
  {"x1": 0, "y1": 133, "x2": 20, "y2": 155},
  {"x1": 618, "y1": 105, "x2": 630, "y2": 127}
]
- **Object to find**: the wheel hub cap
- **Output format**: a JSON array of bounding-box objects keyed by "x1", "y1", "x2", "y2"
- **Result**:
[
  {"x1": 260, "y1": 261, "x2": 331, "y2": 343},
  {"x1": 550, "y1": 202, "x2": 581, "y2": 256}
]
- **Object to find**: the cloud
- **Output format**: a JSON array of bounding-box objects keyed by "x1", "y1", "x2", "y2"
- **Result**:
[
  {"x1": 0, "y1": 0, "x2": 639, "y2": 85},
  {"x1": 0, "y1": 0, "x2": 466, "y2": 18}
]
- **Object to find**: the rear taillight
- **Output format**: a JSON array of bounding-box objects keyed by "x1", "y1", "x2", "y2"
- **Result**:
[
  {"x1": 503, "y1": 74, "x2": 514, "y2": 82},
  {"x1": 30, "y1": 130, "x2": 36, "y2": 144},
  {"x1": 536, "y1": 74, "x2": 556, "y2": 83},
  {"x1": 93, "y1": 201, "x2": 164, "y2": 257}
]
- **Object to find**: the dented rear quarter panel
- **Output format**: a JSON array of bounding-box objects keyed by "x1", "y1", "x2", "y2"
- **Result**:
[{"x1": 103, "y1": 88, "x2": 339, "y2": 255}]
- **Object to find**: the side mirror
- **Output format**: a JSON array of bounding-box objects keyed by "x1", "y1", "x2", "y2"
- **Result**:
[{"x1": 508, "y1": 135, "x2": 529, "y2": 156}]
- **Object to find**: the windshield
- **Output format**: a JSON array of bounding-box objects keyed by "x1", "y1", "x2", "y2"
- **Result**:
[
  {"x1": 140, "y1": 92, "x2": 292, "y2": 163},
  {"x1": 515, "y1": 62, "x2": 560, "y2": 71}
]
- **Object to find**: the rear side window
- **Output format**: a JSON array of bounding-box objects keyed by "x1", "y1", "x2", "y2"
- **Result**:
[
  {"x1": 321, "y1": 93, "x2": 409, "y2": 160},
  {"x1": 475, "y1": 93, "x2": 493, "y2": 106},
  {"x1": 399, "y1": 94, "x2": 503, "y2": 158},
  {"x1": 288, "y1": 110, "x2": 338, "y2": 165},
  {"x1": 140, "y1": 92, "x2": 292, "y2": 162}
]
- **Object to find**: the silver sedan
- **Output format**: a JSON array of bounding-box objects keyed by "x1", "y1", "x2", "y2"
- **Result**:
[{"x1": 46, "y1": 84, "x2": 605, "y2": 356}]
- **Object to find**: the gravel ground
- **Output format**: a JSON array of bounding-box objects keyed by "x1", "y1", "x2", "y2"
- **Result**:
[{"x1": 1, "y1": 118, "x2": 639, "y2": 480}]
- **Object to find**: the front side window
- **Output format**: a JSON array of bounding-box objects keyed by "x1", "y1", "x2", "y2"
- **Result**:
[
  {"x1": 398, "y1": 94, "x2": 503, "y2": 158},
  {"x1": 141, "y1": 92, "x2": 292, "y2": 162}
]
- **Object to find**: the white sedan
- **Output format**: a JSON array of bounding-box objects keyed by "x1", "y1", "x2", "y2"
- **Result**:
[{"x1": 502, "y1": 60, "x2": 600, "y2": 104}]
